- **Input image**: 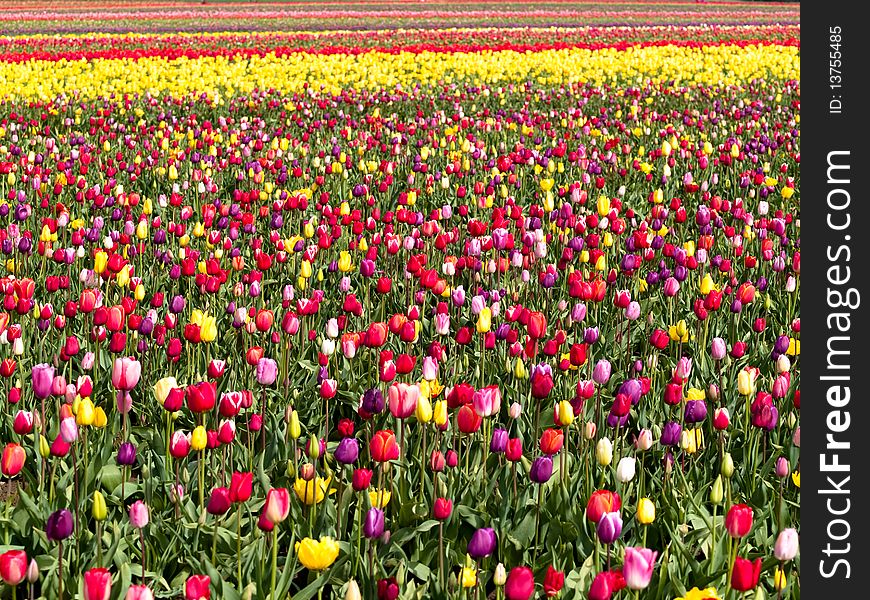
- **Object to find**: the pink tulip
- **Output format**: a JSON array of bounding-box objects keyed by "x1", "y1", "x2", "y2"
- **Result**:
[
  {"x1": 264, "y1": 488, "x2": 290, "y2": 524},
  {"x1": 622, "y1": 547, "x2": 657, "y2": 590},
  {"x1": 126, "y1": 584, "x2": 155, "y2": 600},
  {"x1": 112, "y1": 357, "x2": 141, "y2": 391},
  {"x1": 128, "y1": 500, "x2": 149, "y2": 529},
  {"x1": 473, "y1": 385, "x2": 501, "y2": 417},
  {"x1": 388, "y1": 382, "x2": 419, "y2": 419}
]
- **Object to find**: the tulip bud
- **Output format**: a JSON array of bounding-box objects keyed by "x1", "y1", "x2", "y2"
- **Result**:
[
  {"x1": 595, "y1": 437, "x2": 613, "y2": 466},
  {"x1": 39, "y1": 435, "x2": 51, "y2": 459},
  {"x1": 585, "y1": 421, "x2": 597, "y2": 439},
  {"x1": 307, "y1": 434, "x2": 321, "y2": 459},
  {"x1": 721, "y1": 453, "x2": 734, "y2": 478},
  {"x1": 710, "y1": 475, "x2": 724, "y2": 505},
  {"x1": 287, "y1": 409, "x2": 301, "y2": 440},
  {"x1": 26, "y1": 559, "x2": 39, "y2": 584},
  {"x1": 493, "y1": 563, "x2": 507, "y2": 587},
  {"x1": 616, "y1": 457, "x2": 636, "y2": 482},
  {"x1": 345, "y1": 580, "x2": 362, "y2": 600},
  {"x1": 92, "y1": 491, "x2": 107, "y2": 521},
  {"x1": 635, "y1": 429, "x2": 653, "y2": 451}
]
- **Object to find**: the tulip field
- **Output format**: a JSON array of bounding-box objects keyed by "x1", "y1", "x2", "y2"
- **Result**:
[{"x1": 0, "y1": 1, "x2": 800, "y2": 599}]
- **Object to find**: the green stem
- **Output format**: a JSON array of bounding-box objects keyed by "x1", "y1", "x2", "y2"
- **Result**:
[
  {"x1": 237, "y1": 506, "x2": 243, "y2": 590},
  {"x1": 271, "y1": 526, "x2": 279, "y2": 600}
]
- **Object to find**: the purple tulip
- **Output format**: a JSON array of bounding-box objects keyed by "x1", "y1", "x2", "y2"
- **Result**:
[
  {"x1": 529, "y1": 455, "x2": 553, "y2": 484},
  {"x1": 583, "y1": 326, "x2": 599, "y2": 345},
  {"x1": 46, "y1": 509, "x2": 74, "y2": 541},
  {"x1": 362, "y1": 388, "x2": 385, "y2": 415},
  {"x1": 334, "y1": 438, "x2": 359, "y2": 465},
  {"x1": 364, "y1": 508, "x2": 385, "y2": 539},
  {"x1": 684, "y1": 400, "x2": 707, "y2": 424},
  {"x1": 490, "y1": 428, "x2": 508, "y2": 454},
  {"x1": 660, "y1": 421, "x2": 682, "y2": 446},
  {"x1": 711, "y1": 337, "x2": 727, "y2": 361},
  {"x1": 596, "y1": 511, "x2": 623, "y2": 544},
  {"x1": 117, "y1": 442, "x2": 137, "y2": 466},
  {"x1": 467, "y1": 527, "x2": 497, "y2": 558}
]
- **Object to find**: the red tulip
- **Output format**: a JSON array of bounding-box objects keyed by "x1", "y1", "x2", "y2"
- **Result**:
[
  {"x1": 83, "y1": 567, "x2": 112, "y2": 600},
  {"x1": 164, "y1": 387, "x2": 185, "y2": 412},
  {"x1": 504, "y1": 566, "x2": 535, "y2": 600},
  {"x1": 0, "y1": 358, "x2": 16, "y2": 378},
  {"x1": 539, "y1": 429, "x2": 564, "y2": 455},
  {"x1": 433, "y1": 497, "x2": 452, "y2": 520},
  {"x1": 505, "y1": 438, "x2": 523, "y2": 462},
  {"x1": 588, "y1": 570, "x2": 626, "y2": 600},
  {"x1": 730, "y1": 557, "x2": 761, "y2": 592},
  {"x1": 446, "y1": 382, "x2": 475, "y2": 408},
  {"x1": 169, "y1": 431, "x2": 191, "y2": 459},
  {"x1": 543, "y1": 565, "x2": 565, "y2": 597},
  {"x1": 187, "y1": 382, "x2": 217, "y2": 413},
  {"x1": 370, "y1": 430, "x2": 400, "y2": 462},
  {"x1": 364, "y1": 322, "x2": 388, "y2": 347},
  {"x1": 457, "y1": 404, "x2": 482, "y2": 434},
  {"x1": 725, "y1": 504, "x2": 753, "y2": 538},
  {"x1": 207, "y1": 360, "x2": 226, "y2": 379},
  {"x1": 663, "y1": 382, "x2": 682, "y2": 406},
  {"x1": 229, "y1": 472, "x2": 253, "y2": 503},
  {"x1": 352, "y1": 468, "x2": 373, "y2": 491},
  {"x1": 530, "y1": 364, "x2": 554, "y2": 399},
  {"x1": 649, "y1": 329, "x2": 669, "y2": 350},
  {"x1": 527, "y1": 311, "x2": 547, "y2": 339},
  {"x1": 12, "y1": 411, "x2": 34, "y2": 436},
  {"x1": 207, "y1": 487, "x2": 232, "y2": 516},
  {"x1": 586, "y1": 490, "x2": 621, "y2": 523},
  {"x1": 0, "y1": 549, "x2": 27, "y2": 585},
  {"x1": 569, "y1": 343, "x2": 588, "y2": 367},
  {"x1": 1, "y1": 443, "x2": 26, "y2": 477},
  {"x1": 185, "y1": 575, "x2": 211, "y2": 600}
]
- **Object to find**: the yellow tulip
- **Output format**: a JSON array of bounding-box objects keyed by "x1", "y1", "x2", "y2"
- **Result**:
[
  {"x1": 294, "y1": 477, "x2": 331, "y2": 506},
  {"x1": 94, "y1": 251, "x2": 108, "y2": 274},
  {"x1": 338, "y1": 251, "x2": 353, "y2": 273},
  {"x1": 556, "y1": 400, "x2": 574, "y2": 426},
  {"x1": 636, "y1": 498, "x2": 656, "y2": 524},
  {"x1": 93, "y1": 407, "x2": 108, "y2": 428},
  {"x1": 295, "y1": 537, "x2": 340, "y2": 571},
  {"x1": 461, "y1": 566, "x2": 477, "y2": 588},
  {"x1": 737, "y1": 370, "x2": 756, "y2": 396},
  {"x1": 76, "y1": 398, "x2": 96, "y2": 426},
  {"x1": 513, "y1": 358, "x2": 527, "y2": 379},
  {"x1": 369, "y1": 489, "x2": 391, "y2": 509},
  {"x1": 699, "y1": 273, "x2": 715, "y2": 295},
  {"x1": 476, "y1": 307, "x2": 491, "y2": 333},
  {"x1": 92, "y1": 491, "x2": 107, "y2": 521},
  {"x1": 415, "y1": 396, "x2": 433, "y2": 424},
  {"x1": 191, "y1": 426, "x2": 207, "y2": 451},
  {"x1": 433, "y1": 400, "x2": 448, "y2": 428},
  {"x1": 200, "y1": 316, "x2": 217, "y2": 342}
]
